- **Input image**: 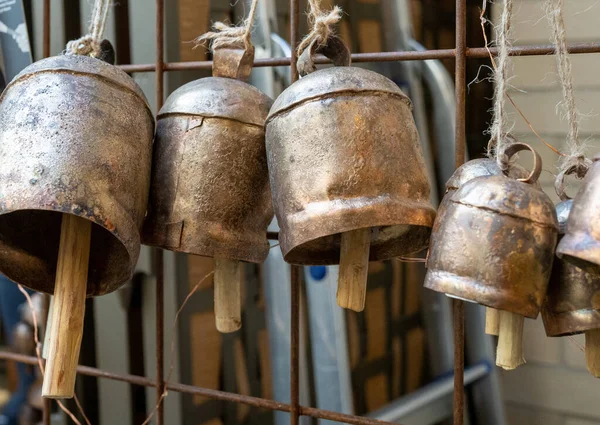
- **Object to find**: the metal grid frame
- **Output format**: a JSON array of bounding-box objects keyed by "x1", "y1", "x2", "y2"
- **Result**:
[{"x1": 2, "y1": 1, "x2": 600, "y2": 424}]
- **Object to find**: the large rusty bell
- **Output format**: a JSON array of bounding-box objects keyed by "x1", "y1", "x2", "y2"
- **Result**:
[
  {"x1": 0, "y1": 51, "x2": 154, "y2": 296},
  {"x1": 266, "y1": 36, "x2": 436, "y2": 311},
  {"x1": 557, "y1": 154, "x2": 600, "y2": 275},
  {"x1": 0, "y1": 42, "x2": 154, "y2": 399},
  {"x1": 143, "y1": 46, "x2": 273, "y2": 332}
]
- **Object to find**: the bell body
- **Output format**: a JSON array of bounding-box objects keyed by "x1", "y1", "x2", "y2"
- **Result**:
[
  {"x1": 543, "y1": 199, "x2": 600, "y2": 336},
  {"x1": 266, "y1": 66, "x2": 436, "y2": 265},
  {"x1": 557, "y1": 154, "x2": 600, "y2": 275},
  {"x1": 425, "y1": 174, "x2": 558, "y2": 318},
  {"x1": 143, "y1": 77, "x2": 273, "y2": 263},
  {"x1": 0, "y1": 55, "x2": 154, "y2": 296}
]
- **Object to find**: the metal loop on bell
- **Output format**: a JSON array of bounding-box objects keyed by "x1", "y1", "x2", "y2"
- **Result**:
[
  {"x1": 554, "y1": 163, "x2": 589, "y2": 201},
  {"x1": 501, "y1": 142, "x2": 542, "y2": 185},
  {"x1": 297, "y1": 35, "x2": 351, "y2": 77},
  {"x1": 212, "y1": 45, "x2": 255, "y2": 82}
]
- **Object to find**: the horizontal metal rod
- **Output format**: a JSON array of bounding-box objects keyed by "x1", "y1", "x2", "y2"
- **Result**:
[
  {"x1": 0, "y1": 351, "x2": 398, "y2": 425},
  {"x1": 118, "y1": 42, "x2": 600, "y2": 73}
]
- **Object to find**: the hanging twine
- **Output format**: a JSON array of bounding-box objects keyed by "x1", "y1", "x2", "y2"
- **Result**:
[
  {"x1": 296, "y1": 0, "x2": 342, "y2": 57},
  {"x1": 544, "y1": 0, "x2": 591, "y2": 178},
  {"x1": 196, "y1": 0, "x2": 259, "y2": 51},
  {"x1": 66, "y1": 0, "x2": 112, "y2": 57},
  {"x1": 489, "y1": 0, "x2": 515, "y2": 169}
]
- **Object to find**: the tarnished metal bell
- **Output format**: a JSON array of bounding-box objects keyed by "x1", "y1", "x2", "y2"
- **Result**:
[
  {"x1": 143, "y1": 47, "x2": 273, "y2": 263},
  {"x1": 266, "y1": 37, "x2": 436, "y2": 265},
  {"x1": 425, "y1": 143, "x2": 558, "y2": 318},
  {"x1": 557, "y1": 154, "x2": 600, "y2": 275},
  {"x1": 543, "y1": 198, "x2": 600, "y2": 336},
  {"x1": 0, "y1": 53, "x2": 154, "y2": 296}
]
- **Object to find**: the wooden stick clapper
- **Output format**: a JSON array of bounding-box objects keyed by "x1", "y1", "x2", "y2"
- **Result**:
[
  {"x1": 42, "y1": 214, "x2": 91, "y2": 399},
  {"x1": 337, "y1": 228, "x2": 371, "y2": 312}
]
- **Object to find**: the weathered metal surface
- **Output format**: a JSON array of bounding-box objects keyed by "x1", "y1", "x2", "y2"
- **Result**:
[
  {"x1": 557, "y1": 154, "x2": 600, "y2": 275},
  {"x1": 142, "y1": 75, "x2": 274, "y2": 263},
  {"x1": 0, "y1": 54, "x2": 155, "y2": 296},
  {"x1": 543, "y1": 199, "x2": 600, "y2": 336},
  {"x1": 266, "y1": 66, "x2": 436, "y2": 265},
  {"x1": 425, "y1": 144, "x2": 558, "y2": 318}
]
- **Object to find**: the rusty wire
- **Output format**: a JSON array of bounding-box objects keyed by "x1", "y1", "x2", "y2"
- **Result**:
[{"x1": 23, "y1": 0, "x2": 600, "y2": 424}]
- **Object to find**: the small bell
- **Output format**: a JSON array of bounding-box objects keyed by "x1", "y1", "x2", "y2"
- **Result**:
[
  {"x1": 266, "y1": 36, "x2": 436, "y2": 311},
  {"x1": 434, "y1": 157, "x2": 533, "y2": 334},
  {"x1": 143, "y1": 46, "x2": 273, "y2": 333},
  {"x1": 425, "y1": 143, "x2": 558, "y2": 369},
  {"x1": 0, "y1": 46, "x2": 154, "y2": 397},
  {"x1": 557, "y1": 153, "x2": 600, "y2": 275},
  {"x1": 543, "y1": 181, "x2": 600, "y2": 377}
]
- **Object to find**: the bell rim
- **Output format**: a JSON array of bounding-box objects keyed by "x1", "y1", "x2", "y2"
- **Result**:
[
  {"x1": 557, "y1": 232, "x2": 600, "y2": 275},
  {"x1": 0, "y1": 204, "x2": 140, "y2": 297},
  {"x1": 541, "y1": 306, "x2": 600, "y2": 337},
  {"x1": 424, "y1": 268, "x2": 540, "y2": 319},
  {"x1": 278, "y1": 198, "x2": 436, "y2": 265},
  {"x1": 141, "y1": 226, "x2": 271, "y2": 264}
]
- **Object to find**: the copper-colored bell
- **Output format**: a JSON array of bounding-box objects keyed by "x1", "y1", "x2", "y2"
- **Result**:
[
  {"x1": 266, "y1": 36, "x2": 435, "y2": 311},
  {"x1": 0, "y1": 54, "x2": 154, "y2": 296},
  {"x1": 0, "y1": 49, "x2": 154, "y2": 399},
  {"x1": 267, "y1": 48, "x2": 435, "y2": 265},
  {"x1": 143, "y1": 47, "x2": 273, "y2": 332},
  {"x1": 543, "y1": 198, "x2": 600, "y2": 337},
  {"x1": 557, "y1": 154, "x2": 600, "y2": 275},
  {"x1": 425, "y1": 143, "x2": 558, "y2": 318}
]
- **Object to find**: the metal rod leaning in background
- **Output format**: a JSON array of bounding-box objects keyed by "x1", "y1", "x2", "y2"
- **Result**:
[
  {"x1": 155, "y1": 0, "x2": 165, "y2": 424},
  {"x1": 453, "y1": 0, "x2": 467, "y2": 423}
]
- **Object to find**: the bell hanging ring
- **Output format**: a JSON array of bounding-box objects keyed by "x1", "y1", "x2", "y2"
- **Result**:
[
  {"x1": 557, "y1": 154, "x2": 600, "y2": 275},
  {"x1": 542, "y1": 168, "x2": 600, "y2": 377},
  {"x1": 143, "y1": 46, "x2": 273, "y2": 333},
  {"x1": 0, "y1": 45, "x2": 154, "y2": 398},
  {"x1": 266, "y1": 35, "x2": 436, "y2": 312},
  {"x1": 425, "y1": 142, "x2": 558, "y2": 369}
]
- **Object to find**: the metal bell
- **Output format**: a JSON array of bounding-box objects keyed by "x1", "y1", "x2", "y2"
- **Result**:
[
  {"x1": 266, "y1": 38, "x2": 436, "y2": 266},
  {"x1": 143, "y1": 46, "x2": 273, "y2": 332},
  {"x1": 142, "y1": 48, "x2": 273, "y2": 263},
  {"x1": 0, "y1": 53, "x2": 155, "y2": 296},
  {"x1": 425, "y1": 143, "x2": 558, "y2": 319},
  {"x1": 557, "y1": 154, "x2": 600, "y2": 275},
  {"x1": 543, "y1": 198, "x2": 600, "y2": 336}
]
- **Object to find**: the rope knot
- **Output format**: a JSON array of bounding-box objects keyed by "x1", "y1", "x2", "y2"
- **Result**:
[
  {"x1": 66, "y1": 35, "x2": 102, "y2": 57},
  {"x1": 297, "y1": 1, "x2": 342, "y2": 56}
]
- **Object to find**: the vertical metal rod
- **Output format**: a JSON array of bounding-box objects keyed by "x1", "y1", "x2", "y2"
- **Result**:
[
  {"x1": 289, "y1": 1, "x2": 300, "y2": 424},
  {"x1": 42, "y1": 3, "x2": 51, "y2": 424},
  {"x1": 43, "y1": 0, "x2": 50, "y2": 58},
  {"x1": 290, "y1": 0, "x2": 300, "y2": 83},
  {"x1": 290, "y1": 265, "x2": 301, "y2": 425},
  {"x1": 155, "y1": 1, "x2": 165, "y2": 424},
  {"x1": 454, "y1": 0, "x2": 467, "y2": 424}
]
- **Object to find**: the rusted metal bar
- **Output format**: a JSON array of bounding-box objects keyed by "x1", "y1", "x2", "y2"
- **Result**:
[
  {"x1": 118, "y1": 42, "x2": 600, "y2": 73},
  {"x1": 0, "y1": 351, "x2": 402, "y2": 425},
  {"x1": 290, "y1": 266, "x2": 301, "y2": 425},
  {"x1": 453, "y1": 0, "x2": 467, "y2": 424},
  {"x1": 155, "y1": 1, "x2": 165, "y2": 424},
  {"x1": 43, "y1": 0, "x2": 50, "y2": 58},
  {"x1": 42, "y1": 3, "x2": 50, "y2": 423},
  {"x1": 290, "y1": 0, "x2": 300, "y2": 423}
]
